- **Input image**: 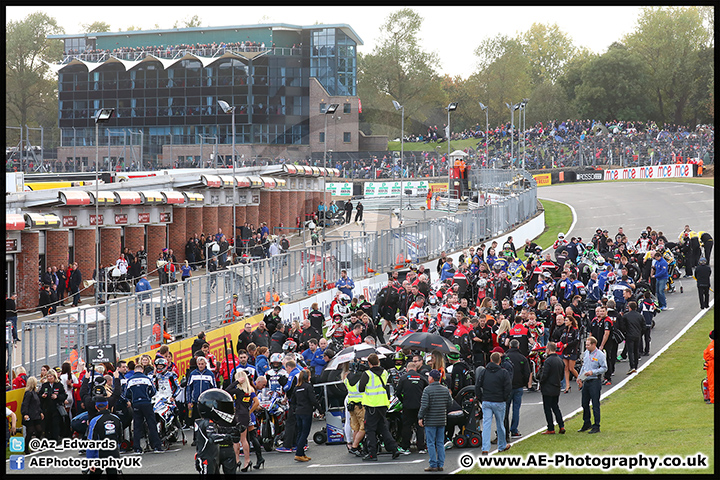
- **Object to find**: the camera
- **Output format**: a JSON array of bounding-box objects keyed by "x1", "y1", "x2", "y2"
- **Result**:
[{"x1": 349, "y1": 359, "x2": 369, "y2": 374}]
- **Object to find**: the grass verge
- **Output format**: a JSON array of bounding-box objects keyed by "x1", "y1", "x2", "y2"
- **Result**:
[
  {"x1": 535, "y1": 199, "x2": 573, "y2": 250},
  {"x1": 463, "y1": 307, "x2": 715, "y2": 474}
]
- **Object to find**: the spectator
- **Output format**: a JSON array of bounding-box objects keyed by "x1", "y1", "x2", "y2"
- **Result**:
[
  {"x1": 418, "y1": 369, "x2": 453, "y2": 472},
  {"x1": 38, "y1": 369, "x2": 67, "y2": 441},
  {"x1": 21, "y1": 376, "x2": 44, "y2": 453},
  {"x1": 476, "y1": 351, "x2": 512, "y2": 454},
  {"x1": 539, "y1": 342, "x2": 565, "y2": 434},
  {"x1": 577, "y1": 336, "x2": 607, "y2": 434},
  {"x1": 505, "y1": 339, "x2": 530, "y2": 438}
]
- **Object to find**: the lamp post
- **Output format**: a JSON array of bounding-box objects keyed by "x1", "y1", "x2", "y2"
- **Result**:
[
  {"x1": 218, "y1": 100, "x2": 237, "y2": 256},
  {"x1": 392, "y1": 100, "x2": 404, "y2": 225},
  {"x1": 446, "y1": 102, "x2": 458, "y2": 200},
  {"x1": 478, "y1": 102, "x2": 489, "y2": 167},
  {"x1": 93, "y1": 108, "x2": 115, "y2": 304},
  {"x1": 322, "y1": 104, "x2": 339, "y2": 245},
  {"x1": 505, "y1": 102, "x2": 520, "y2": 167},
  {"x1": 520, "y1": 99, "x2": 529, "y2": 169}
]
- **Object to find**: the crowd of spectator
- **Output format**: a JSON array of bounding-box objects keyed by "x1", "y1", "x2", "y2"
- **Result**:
[{"x1": 64, "y1": 40, "x2": 271, "y2": 62}]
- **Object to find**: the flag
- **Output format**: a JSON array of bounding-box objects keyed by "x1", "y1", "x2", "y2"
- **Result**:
[{"x1": 358, "y1": 98, "x2": 362, "y2": 114}]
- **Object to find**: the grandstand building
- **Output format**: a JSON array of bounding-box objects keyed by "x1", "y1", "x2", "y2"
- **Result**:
[{"x1": 46, "y1": 24, "x2": 363, "y2": 169}]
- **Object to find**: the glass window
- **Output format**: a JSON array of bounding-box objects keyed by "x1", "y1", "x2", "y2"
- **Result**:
[
  {"x1": 343, "y1": 103, "x2": 351, "y2": 114},
  {"x1": 319, "y1": 132, "x2": 325, "y2": 144},
  {"x1": 343, "y1": 132, "x2": 351, "y2": 143}
]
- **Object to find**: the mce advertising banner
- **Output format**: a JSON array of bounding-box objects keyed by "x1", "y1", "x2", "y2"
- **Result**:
[
  {"x1": 364, "y1": 180, "x2": 430, "y2": 197},
  {"x1": 604, "y1": 163, "x2": 695, "y2": 181}
]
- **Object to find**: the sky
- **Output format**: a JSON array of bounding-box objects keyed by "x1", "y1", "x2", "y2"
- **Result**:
[{"x1": 6, "y1": 6, "x2": 647, "y2": 79}]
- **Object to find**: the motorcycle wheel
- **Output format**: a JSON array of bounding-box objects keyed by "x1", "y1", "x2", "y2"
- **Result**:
[
  {"x1": 313, "y1": 431, "x2": 327, "y2": 445},
  {"x1": 261, "y1": 421, "x2": 274, "y2": 452}
]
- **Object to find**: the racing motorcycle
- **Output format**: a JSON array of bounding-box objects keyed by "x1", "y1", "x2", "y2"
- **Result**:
[
  {"x1": 256, "y1": 391, "x2": 287, "y2": 452},
  {"x1": 153, "y1": 395, "x2": 186, "y2": 449}
]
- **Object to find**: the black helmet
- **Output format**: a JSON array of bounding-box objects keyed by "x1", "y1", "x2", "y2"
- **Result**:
[
  {"x1": 641, "y1": 231, "x2": 648, "y2": 237},
  {"x1": 197, "y1": 388, "x2": 235, "y2": 426}
]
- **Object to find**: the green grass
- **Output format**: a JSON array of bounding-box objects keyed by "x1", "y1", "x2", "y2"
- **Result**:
[
  {"x1": 535, "y1": 199, "x2": 573, "y2": 250},
  {"x1": 464, "y1": 308, "x2": 715, "y2": 474}
]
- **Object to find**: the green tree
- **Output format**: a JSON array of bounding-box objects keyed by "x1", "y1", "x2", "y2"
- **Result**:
[
  {"x1": 82, "y1": 21, "x2": 111, "y2": 33},
  {"x1": 473, "y1": 35, "x2": 531, "y2": 128},
  {"x1": 573, "y1": 43, "x2": 654, "y2": 121},
  {"x1": 6, "y1": 12, "x2": 64, "y2": 147},
  {"x1": 357, "y1": 8, "x2": 443, "y2": 137},
  {"x1": 624, "y1": 6, "x2": 709, "y2": 124},
  {"x1": 521, "y1": 23, "x2": 576, "y2": 87},
  {"x1": 173, "y1": 15, "x2": 202, "y2": 29},
  {"x1": 126, "y1": 25, "x2": 142, "y2": 31}
]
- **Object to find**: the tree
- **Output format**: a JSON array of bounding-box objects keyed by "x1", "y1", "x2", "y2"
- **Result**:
[
  {"x1": 624, "y1": 6, "x2": 709, "y2": 124},
  {"x1": 357, "y1": 8, "x2": 443, "y2": 137},
  {"x1": 521, "y1": 23, "x2": 576, "y2": 87},
  {"x1": 82, "y1": 21, "x2": 111, "y2": 33},
  {"x1": 6, "y1": 12, "x2": 64, "y2": 147},
  {"x1": 573, "y1": 43, "x2": 655, "y2": 121},
  {"x1": 173, "y1": 15, "x2": 202, "y2": 29},
  {"x1": 126, "y1": 25, "x2": 142, "y2": 31},
  {"x1": 472, "y1": 35, "x2": 531, "y2": 128}
]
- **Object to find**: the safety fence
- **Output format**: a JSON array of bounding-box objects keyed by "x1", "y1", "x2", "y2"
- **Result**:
[{"x1": 17, "y1": 169, "x2": 537, "y2": 376}]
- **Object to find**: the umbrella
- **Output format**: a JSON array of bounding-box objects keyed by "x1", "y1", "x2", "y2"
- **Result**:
[
  {"x1": 325, "y1": 344, "x2": 394, "y2": 370},
  {"x1": 392, "y1": 332, "x2": 459, "y2": 354}
]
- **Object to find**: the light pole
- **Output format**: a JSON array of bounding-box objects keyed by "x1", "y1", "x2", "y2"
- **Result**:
[
  {"x1": 218, "y1": 100, "x2": 237, "y2": 255},
  {"x1": 322, "y1": 104, "x2": 339, "y2": 245},
  {"x1": 446, "y1": 103, "x2": 458, "y2": 200},
  {"x1": 505, "y1": 102, "x2": 520, "y2": 167},
  {"x1": 93, "y1": 108, "x2": 115, "y2": 304},
  {"x1": 478, "y1": 102, "x2": 489, "y2": 167},
  {"x1": 520, "y1": 99, "x2": 529, "y2": 169},
  {"x1": 392, "y1": 100, "x2": 404, "y2": 225}
]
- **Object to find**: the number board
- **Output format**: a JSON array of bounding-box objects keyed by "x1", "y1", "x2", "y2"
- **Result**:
[{"x1": 85, "y1": 344, "x2": 117, "y2": 366}]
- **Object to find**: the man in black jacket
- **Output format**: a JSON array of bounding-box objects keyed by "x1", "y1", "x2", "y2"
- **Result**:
[
  {"x1": 395, "y1": 360, "x2": 428, "y2": 454},
  {"x1": 476, "y1": 351, "x2": 512, "y2": 454},
  {"x1": 70, "y1": 263, "x2": 82, "y2": 306},
  {"x1": 251, "y1": 321, "x2": 270, "y2": 348},
  {"x1": 694, "y1": 257, "x2": 712, "y2": 309},
  {"x1": 191, "y1": 332, "x2": 207, "y2": 357},
  {"x1": 620, "y1": 301, "x2": 646, "y2": 375},
  {"x1": 539, "y1": 342, "x2": 565, "y2": 434},
  {"x1": 38, "y1": 284, "x2": 52, "y2": 317},
  {"x1": 307, "y1": 303, "x2": 326, "y2": 334},
  {"x1": 270, "y1": 322, "x2": 287, "y2": 354},
  {"x1": 264, "y1": 306, "x2": 282, "y2": 336},
  {"x1": 505, "y1": 339, "x2": 531, "y2": 438}
]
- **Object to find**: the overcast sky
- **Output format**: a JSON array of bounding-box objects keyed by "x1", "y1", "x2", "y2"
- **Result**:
[{"x1": 7, "y1": 6, "x2": 647, "y2": 79}]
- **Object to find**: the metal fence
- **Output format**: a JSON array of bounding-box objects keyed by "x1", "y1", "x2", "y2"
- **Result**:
[{"x1": 18, "y1": 169, "x2": 537, "y2": 376}]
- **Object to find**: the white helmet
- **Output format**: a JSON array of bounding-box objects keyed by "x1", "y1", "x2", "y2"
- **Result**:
[
  {"x1": 270, "y1": 353, "x2": 283, "y2": 364},
  {"x1": 339, "y1": 294, "x2": 351, "y2": 305},
  {"x1": 558, "y1": 232, "x2": 565, "y2": 239}
]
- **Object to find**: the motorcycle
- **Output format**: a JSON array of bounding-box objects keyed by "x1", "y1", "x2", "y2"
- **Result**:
[
  {"x1": 153, "y1": 395, "x2": 186, "y2": 449},
  {"x1": 386, "y1": 395, "x2": 404, "y2": 447},
  {"x1": 256, "y1": 391, "x2": 287, "y2": 452}
]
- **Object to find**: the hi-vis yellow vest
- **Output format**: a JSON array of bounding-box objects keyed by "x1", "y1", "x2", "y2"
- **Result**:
[
  {"x1": 344, "y1": 377, "x2": 363, "y2": 404},
  {"x1": 361, "y1": 370, "x2": 390, "y2": 407}
]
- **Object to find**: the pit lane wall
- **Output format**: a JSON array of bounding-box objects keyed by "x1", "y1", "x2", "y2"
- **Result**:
[{"x1": 532, "y1": 163, "x2": 696, "y2": 186}]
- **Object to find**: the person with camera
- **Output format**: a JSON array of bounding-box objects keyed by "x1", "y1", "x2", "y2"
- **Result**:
[
  {"x1": 358, "y1": 353, "x2": 401, "y2": 461},
  {"x1": 343, "y1": 359, "x2": 366, "y2": 456}
]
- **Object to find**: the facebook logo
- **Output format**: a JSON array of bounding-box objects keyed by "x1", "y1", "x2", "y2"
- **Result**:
[
  {"x1": 10, "y1": 455, "x2": 25, "y2": 470},
  {"x1": 9, "y1": 436, "x2": 25, "y2": 453}
]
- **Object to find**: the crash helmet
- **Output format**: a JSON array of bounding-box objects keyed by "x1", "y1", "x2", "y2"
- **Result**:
[
  {"x1": 428, "y1": 295, "x2": 438, "y2": 306},
  {"x1": 282, "y1": 340, "x2": 297, "y2": 353},
  {"x1": 333, "y1": 313, "x2": 343, "y2": 323},
  {"x1": 503, "y1": 249, "x2": 514, "y2": 258},
  {"x1": 558, "y1": 232, "x2": 565, "y2": 239},
  {"x1": 607, "y1": 272, "x2": 616, "y2": 283},
  {"x1": 339, "y1": 294, "x2": 351, "y2": 306},
  {"x1": 446, "y1": 346, "x2": 461, "y2": 361},
  {"x1": 641, "y1": 231, "x2": 648, "y2": 238},
  {"x1": 534, "y1": 245, "x2": 543, "y2": 253},
  {"x1": 197, "y1": 388, "x2": 236, "y2": 426},
  {"x1": 270, "y1": 353, "x2": 284, "y2": 366},
  {"x1": 586, "y1": 242, "x2": 594, "y2": 249},
  {"x1": 493, "y1": 262, "x2": 502, "y2": 271},
  {"x1": 154, "y1": 357, "x2": 168, "y2": 373},
  {"x1": 699, "y1": 257, "x2": 707, "y2": 265},
  {"x1": 393, "y1": 351, "x2": 406, "y2": 368},
  {"x1": 396, "y1": 316, "x2": 408, "y2": 328}
]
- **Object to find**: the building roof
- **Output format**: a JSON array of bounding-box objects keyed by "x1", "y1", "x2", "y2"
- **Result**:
[{"x1": 48, "y1": 22, "x2": 363, "y2": 46}]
